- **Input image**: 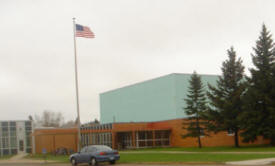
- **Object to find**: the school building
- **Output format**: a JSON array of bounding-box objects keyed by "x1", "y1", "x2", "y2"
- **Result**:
[
  {"x1": 0, "y1": 120, "x2": 33, "y2": 156},
  {"x1": 32, "y1": 73, "x2": 269, "y2": 154}
]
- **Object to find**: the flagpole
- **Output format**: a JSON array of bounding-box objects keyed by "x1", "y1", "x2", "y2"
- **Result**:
[{"x1": 72, "y1": 17, "x2": 82, "y2": 152}]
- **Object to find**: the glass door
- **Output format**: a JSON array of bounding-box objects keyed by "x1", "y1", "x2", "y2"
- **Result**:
[{"x1": 19, "y1": 140, "x2": 24, "y2": 152}]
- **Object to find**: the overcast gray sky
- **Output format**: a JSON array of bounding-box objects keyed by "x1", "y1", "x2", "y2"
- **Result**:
[{"x1": 0, "y1": 0, "x2": 275, "y2": 123}]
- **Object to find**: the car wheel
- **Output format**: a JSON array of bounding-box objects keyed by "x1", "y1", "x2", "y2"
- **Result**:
[
  {"x1": 109, "y1": 160, "x2": 116, "y2": 165},
  {"x1": 71, "y1": 158, "x2": 77, "y2": 166},
  {"x1": 89, "y1": 157, "x2": 97, "y2": 166}
]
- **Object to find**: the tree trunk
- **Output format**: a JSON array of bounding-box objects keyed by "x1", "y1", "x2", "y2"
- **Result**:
[
  {"x1": 198, "y1": 135, "x2": 202, "y2": 148},
  {"x1": 196, "y1": 116, "x2": 202, "y2": 148},
  {"x1": 270, "y1": 137, "x2": 275, "y2": 146},
  {"x1": 234, "y1": 129, "x2": 240, "y2": 148}
]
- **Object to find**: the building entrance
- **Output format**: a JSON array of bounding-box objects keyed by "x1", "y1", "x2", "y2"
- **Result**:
[
  {"x1": 19, "y1": 140, "x2": 24, "y2": 152},
  {"x1": 117, "y1": 132, "x2": 133, "y2": 149}
]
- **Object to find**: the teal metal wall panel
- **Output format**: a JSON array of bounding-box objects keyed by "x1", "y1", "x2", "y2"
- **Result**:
[
  {"x1": 100, "y1": 74, "x2": 178, "y2": 123},
  {"x1": 100, "y1": 73, "x2": 218, "y2": 124}
]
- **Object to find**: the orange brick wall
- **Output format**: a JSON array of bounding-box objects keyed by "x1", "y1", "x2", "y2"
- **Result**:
[
  {"x1": 112, "y1": 119, "x2": 270, "y2": 147},
  {"x1": 33, "y1": 119, "x2": 270, "y2": 154},
  {"x1": 33, "y1": 128, "x2": 78, "y2": 154}
]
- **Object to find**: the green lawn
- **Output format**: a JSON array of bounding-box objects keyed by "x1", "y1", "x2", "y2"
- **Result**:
[
  {"x1": 119, "y1": 153, "x2": 275, "y2": 163},
  {"x1": 25, "y1": 154, "x2": 70, "y2": 163},
  {"x1": 122, "y1": 145, "x2": 275, "y2": 152},
  {"x1": 27, "y1": 152, "x2": 275, "y2": 164},
  {"x1": 0, "y1": 155, "x2": 13, "y2": 160}
]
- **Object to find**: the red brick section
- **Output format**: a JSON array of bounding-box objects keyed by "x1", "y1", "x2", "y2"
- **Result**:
[
  {"x1": 112, "y1": 119, "x2": 269, "y2": 147},
  {"x1": 33, "y1": 119, "x2": 270, "y2": 154},
  {"x1": 33, "y1": 128, "x2": 78, "y2": 154}
]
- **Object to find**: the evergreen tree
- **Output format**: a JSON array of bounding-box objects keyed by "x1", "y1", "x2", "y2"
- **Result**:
[
  {"x1": 182, "y1": 71, "x2": 207, "y2": 148},
  {"x1": 240, "y1": 24, "x2": 275, "y2": 145},
  {"x1": 207, "y1": 47, "x2": 245, "y2": 147}
]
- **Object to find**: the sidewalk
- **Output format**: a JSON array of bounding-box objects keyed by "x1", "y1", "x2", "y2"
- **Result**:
[
  {"x1": 0, "y1": 153, "x2": 52, "y2": 164},
  {"x1": 226, "y1": 158, "x2": 275, "y2": 165}
]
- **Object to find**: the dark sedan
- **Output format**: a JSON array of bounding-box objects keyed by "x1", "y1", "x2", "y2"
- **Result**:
[{"x1": 69, "y1": 145, "x2": 120, "y2": 166}]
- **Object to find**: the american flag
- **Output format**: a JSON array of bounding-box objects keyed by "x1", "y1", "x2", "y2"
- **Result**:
[{"x1": 75, "y1": 24, "x2": 95, "y2": 38}]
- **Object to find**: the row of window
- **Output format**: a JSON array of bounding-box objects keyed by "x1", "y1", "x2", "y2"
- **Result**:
[
  {"x1": 136, "y1": 131, "x2": 170, "y2": 148},
  {"x1": 81, "y1": 132, "x2": 112, "y2": 148},
  {"x1": 0, "y1": 121, "x2": 31, "y2": 127},
  {"x1": 116, "y1": 130, "x2": 171, "y2": 149},
  {"x1": 189, "y1": 128, "x2": 235, "y2": 137},
  {"x1": 0, "y1": 149, "x2": 17, "y2": 156},
  {"x1": 0, "y1": 148, "x2": 32, "y2": 156},
  {"x1": 0, "y1": 121, "x2": 32, "y2": 137},
  {"x1": 0, "y1": 136, "x2": 18, "y2": 148},
  {"x1": 81, "y1": 124, "x2": 112, "y2": 131}
]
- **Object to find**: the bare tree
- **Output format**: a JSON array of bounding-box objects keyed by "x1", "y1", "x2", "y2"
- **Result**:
[
  {"x1": 28, "y1": 115, "x2": 33, "y2": 121},
  {"x1": 61, "y1": 120, "x2": 77, "y2": 128},
  {"x1": 35, "y1": 110, "x2": 64, "y2": 127}
]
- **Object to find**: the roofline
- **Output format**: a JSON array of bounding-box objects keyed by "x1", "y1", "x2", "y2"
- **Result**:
[
  {"x1": 100, "y1": 72, "x2": 219, "y2": 95},
  {"x1": 100, "y1": 73, "x2": 174, "y2": 94},
  {"x1": 172, "y1": 72, "x2": 220, "y2": 77},
  {"x1": 103, "y1": 117, "x2": 190, "y2": 125},
  {"x1": 34, "y1": 127, "x2": 77, "y2": 130}
]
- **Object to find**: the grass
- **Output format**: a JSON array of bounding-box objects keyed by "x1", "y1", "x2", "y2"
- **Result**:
[
  {"x1": 25, "y1": 154, "x2": 70, "y2": 163},
  {"x1": 119, "y1": 153, "x2": 275, "y2": 163},
  {"x1": 26, "y1": 151, "x2": 275, "y2": 164},
  {"x1": 122, "y1": 145, "x2": 275, "y2": 152},
  {"x1": 0, "y1": 155, "x2": 13, "y2": 160}
]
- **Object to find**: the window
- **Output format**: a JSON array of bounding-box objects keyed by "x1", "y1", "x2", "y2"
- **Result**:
[
  {"x1": 200, "y1": 129, "x2": 205, "y2": 137},
  {"x1": 118, "y1": 132, "x2": 132, "y2": 148},
  {"x1": 155, "y1": 130, "x2": 170, "y2": 146},
  {"x1": 10, "y1": 137, "x2": 17, "y2": 148},
  {"x1": 26, "y1": 136, "x2": 31, "y2": 147},
  {"x1": 10, "y1": 131, "x2": 16, "y2": 137},
  {"x1": 95, "y1": 145, "x2": 112, "y2": 151},
  {"x1": 26, "y1": 148, "x2": 32, "y2": 153},
  {"x1": 25, "y1": 121, "x2": 31, "y2": 126},
  {"x1": 136, "y1": 131, "x2": 153, "y2": 147},
  {"x1": 80, "y1": 147, "x2": 87, "y2": 153},
  {"x1": 227, "y1": 128, "x2": 234, "y2": 136},
  {"x1": 3, "y1": 149, "x2": 9, "y2": 155},
  {"x1": 86, "y1": 133, "x2": 112, "y2": 147},
  {"x1": 10, "y1": 122, "x2": 16, "y2": 126},
  {"x1": 87, "y1": 146, "x2": 97, "y2": 152},
  {"x1": 1, "y1": 122, "x2": 8, "y2": 127},
  {"x1": 2, "y1": 127, "x2": 8, "y2": 132},
  {"x1": 2, "y1": 137, "x2": 9, "y2": 148}
]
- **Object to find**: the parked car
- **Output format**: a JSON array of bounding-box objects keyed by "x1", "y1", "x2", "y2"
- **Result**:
[{"x1": 69, "y1": 145, "x2": 120, "y2": 166}]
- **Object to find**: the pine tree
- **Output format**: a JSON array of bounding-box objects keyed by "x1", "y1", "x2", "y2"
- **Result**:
[
  {"x1": 240, "y1": 24, "x2": 275, "y2": 145},
  {"x1": 182, "y1": 71, "x2": 207, "y2": 148},
  {"x1": 207, "y1": 47, "x2": 245, "y2": 147}
]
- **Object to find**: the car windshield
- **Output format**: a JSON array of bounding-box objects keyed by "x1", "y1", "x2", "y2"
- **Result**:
[
  {"x1": 94, "y1": 145, "x2": 112, "y2": 151},
  {"x1": 87, "y1": 146, "x2": 96, "y2": 152}
]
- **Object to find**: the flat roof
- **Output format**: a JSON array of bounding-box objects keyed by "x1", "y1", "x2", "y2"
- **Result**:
[{"x1": 100, "y1": 73, "x2": 219, "y2": 94}]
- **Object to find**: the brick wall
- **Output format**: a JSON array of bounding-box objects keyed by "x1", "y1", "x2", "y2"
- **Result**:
[
  {"x1": 33, "y1": 119, "x2": 269, "y2": 154},
  {"x1": 33, "y1": 128, "x2": 78, "y2": 154},
  {"x1": 112, "y1": 119, "x2": 269, "y2": 147}
]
